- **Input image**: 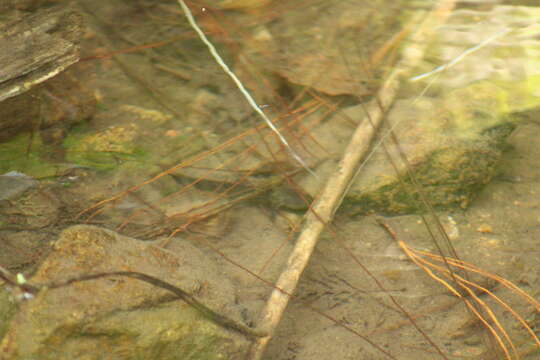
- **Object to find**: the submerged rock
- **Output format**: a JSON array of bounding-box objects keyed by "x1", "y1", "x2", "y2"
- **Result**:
[
  {"x1": 0, "y1": 225, "x2": 256, "y2": 360},
  {"x1": 307, "y1": 5, "x2": 540, "y2": 215},
  {"x1": 0, "y1": 172, "x2": 37, "y2": 201},
  {"x1": 246, "y1": 0, "x2": 405, "y2": 96},
  {"x1": 343, "y1": 85, "x2": 516, "y2": 215}
]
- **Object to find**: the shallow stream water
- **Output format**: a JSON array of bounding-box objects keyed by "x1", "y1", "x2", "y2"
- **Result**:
[{"x1": 0, "y1": 1, "x2": 539, "y2": 359}]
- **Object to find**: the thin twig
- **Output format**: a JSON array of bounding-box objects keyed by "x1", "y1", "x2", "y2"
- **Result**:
[{"x1": 176, "y1": 0, "x2": 317, "y2": 178}]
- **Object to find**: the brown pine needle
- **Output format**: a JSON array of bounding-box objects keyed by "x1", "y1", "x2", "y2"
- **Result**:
[
  {"x1": 401, "y1": 243, "x2": 514, "y2": 358},
  {"x1": 408, "y1": 247, "x2": 540, "y2": 348},
  {"x1": 459, "y1": 282, "x2": 518, "y2": 359},
  {"x1": 460, "y1": 293, "x2": 513, "y2": 360},
  {"x1": 399, "y1": 240, "x2": 540, "y2": 357},
  {"x1": 412, "y1": 248, "x2": 540, "y2": 311}
]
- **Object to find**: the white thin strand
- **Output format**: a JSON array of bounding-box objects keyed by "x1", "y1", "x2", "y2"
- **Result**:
[
  {"x1": 410, "y1": 28, "x2": 510, "y2": 82},
  {"x1": 177, "y1": 0, "x2": 317, "y2": 178}
]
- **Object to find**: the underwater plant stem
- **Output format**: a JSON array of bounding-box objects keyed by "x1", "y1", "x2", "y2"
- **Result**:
[
  {"x1": 176, "y1": 0, "x2": 316, "y2": 178},
  {"x1": 1, "y1": 266, "x2": 266, "y2": 339}
]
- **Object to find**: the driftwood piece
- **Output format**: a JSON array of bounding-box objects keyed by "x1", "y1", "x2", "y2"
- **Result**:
[
  {"x1": 0, "y1": 6, "x2": 95, "y2": 144},
  {"x1": 0, "y1": 6, "x2": 82, "y2": 102}
]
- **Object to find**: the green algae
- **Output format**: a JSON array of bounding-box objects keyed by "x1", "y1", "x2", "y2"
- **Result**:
[
  {"x1": 63, "y1": 123, "x2": 150, "y2": 171},
  {"x1": 0, "y1": 134, "x2": 66, "y2": 178},
  {"x1": 342, "y1": 80, "x2": 519, "y2": 216}
]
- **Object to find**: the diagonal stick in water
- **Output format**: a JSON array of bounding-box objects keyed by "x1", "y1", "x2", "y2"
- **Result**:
[
  {"x1": 176, "y1": 0, "x2": 317, "y2": 178},
  {"x1": 246, "y1": 1, "x2": 458, "y2": 359}
]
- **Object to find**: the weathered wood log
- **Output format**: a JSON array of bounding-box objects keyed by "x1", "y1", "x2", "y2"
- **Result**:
[
  {"x1": 0, "y1": 5, "x2": 95, "y2": 144},
  {"x1": 0, "y1": 5, "x2": 82, "y2": 102}
]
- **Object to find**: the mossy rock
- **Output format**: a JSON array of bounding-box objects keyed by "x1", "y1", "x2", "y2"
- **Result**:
[
  {"x1": 341, "y1": 81, "x2": 518, "y2": 215},
  {"x1": 0, "y1": 226, "x2": 254, "y2": 360},
  {"x1": 338, "y1": 4, "x2": 540, "y2": 216}
]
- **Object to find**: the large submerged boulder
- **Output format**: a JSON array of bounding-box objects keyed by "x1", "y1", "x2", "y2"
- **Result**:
[
  {"x1": 0, "y1": 225, "x2": 256, "y2": 360},
  {"x1": 308, "y1": 5, "x2": 540, "y2": 215}
]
